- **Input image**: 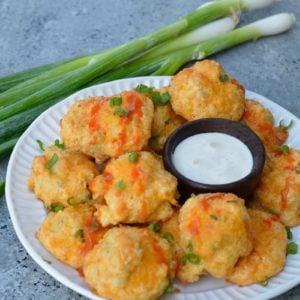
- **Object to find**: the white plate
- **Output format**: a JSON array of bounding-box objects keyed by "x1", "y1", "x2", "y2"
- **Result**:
[{"x1": 6, "y1": 76, "x2": 300, "y2": 300}]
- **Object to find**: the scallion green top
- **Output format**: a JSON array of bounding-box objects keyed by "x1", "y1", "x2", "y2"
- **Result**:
[
  {"x1": 135, "y1": 84, "x2": 170, "y2": 106},
  {"x1": 148, "y1": 223, "x2": 161, "y2": 232},
  {"x1": 36, "y1": 139, "x2": 45, "y2": 151},
  {"x1": 128, "y1": 151, "x2": 138, "y2": 163},
  {"x1": 116, "y1": 180, "x2": 126, "y2": 190},
  {"x1": 110, "y1": 96, "x2": 122, "y2": 106},
  {"x1": 54, "y1": 139, "x2": 65, "y2": 149},
  {"x1": 46, "y1": 153, "x2": 59, "y2": 171}
]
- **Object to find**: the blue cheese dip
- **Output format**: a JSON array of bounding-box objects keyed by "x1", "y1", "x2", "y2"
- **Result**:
[{"x1": 172, "y1": 132, "x2": 253, "y2": 185}]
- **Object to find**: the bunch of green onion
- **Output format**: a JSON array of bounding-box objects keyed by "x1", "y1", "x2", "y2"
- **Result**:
[{"x1": 0, "y1": 0, "x2": 296, "y2": 163}]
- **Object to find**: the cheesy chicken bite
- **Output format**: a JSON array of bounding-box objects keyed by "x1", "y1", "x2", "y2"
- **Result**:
[
  {"x1": 27, "y1": 146, "x2": 98, "y2": 208},
  {"x1": 89, "y1": 151, "x2": 178, "y2": 226},
  {"x1": 61, "y1": 90, "x2": 154, "y2": 162},
  {"x1": 252, "y1": 148, "x2": 300, "y2": 227},
  {"x1": 227, "y1": 209, "x2": 287, "y2": 285},
  {"x1": 160, "y1": 211, "x2": 180, "y2": 248},
  {"x1": 160, "y1": 211, "x2": 183, "y2": 274},
  {"x1": 242, "y1": 99, "x2": 288, "y2": 154},
  {"x1": 150, "y1": 103, "x2": 186, "y2": 153},
  {"x1": 37, "y1": 204, "x2": 106, "y2": 268},
  {"x1": 178, "y1": 193, "x2": 252, "y2": 283},
  {"x1": 83, "y1": 227, "x2": 176, "y2": 300},
  {"x1": 169, "y1": 60, "x2": 245, "y2": 121}
]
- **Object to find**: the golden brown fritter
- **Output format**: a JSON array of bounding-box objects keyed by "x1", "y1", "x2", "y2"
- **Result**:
[
  {"x1": 83, "y1": 227, "x2": 176, "y2": 300},
  {"x1": 242, "y1": 99, "x2": 288, "y2": 154},
  {"x1": 37, "y1": 204, "x2": 107, "y2": 268},
  {"x1": 89, "y1": 151, "x2": 178, "y2": 226},
  {"x1": 177, "y1": 193, "x2": 252, "y2": 283},
  {"x1": 150, "y1": 102, "x2": 185, "y2": 153},
  {"x1": 61, "y1": 91, "x2": 154, "y2": 162},
  {"x1": 227, "y1": 209, "x2": 287, "y2": 285},
  {"x1": 253, "y1": 148, "x2": 300, "y2": 226},
  {"x1": 27, "y1": 146, "x2": 98, "y2": 208},
  {"x1": 169, "y1": 60, "x2": 245, "y2": 121},
  {"x1": 160, "y1": 211, "x2": 184, "y2": 278},
  {"x1": 160, "y1": 211, "x2": 180, "y2": 247}
]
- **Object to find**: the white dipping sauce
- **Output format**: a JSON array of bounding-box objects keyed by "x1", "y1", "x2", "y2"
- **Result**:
[{"x1": 172, "y1": 132, "x2": 253, "y2": 185}]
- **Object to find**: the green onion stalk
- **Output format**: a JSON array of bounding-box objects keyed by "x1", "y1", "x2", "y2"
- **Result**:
[
  {"x1": 0, "y1": 136, "x2": 19, "y2": 160},
  {"x1": 0, "y1": 15, "x2": 239, "y2": 147},
  {"x1": 0, "y1": 55, "x2": 89, "y2": 93},
  {"x1": 0, "y1": 180, "x2": 5, "y2": 197},
  {"x1": 0, "y1": 0, "x2": 276, "y2": 116},
  {"x1": 131, "y1": 16, "x2": 239, "y2": 63},
  {"x1": 0, "y1": 13, "x2": 296, "y2": 160},
  {"x1": 90, "y1": 13, "x2": 296, "y2": 81}
]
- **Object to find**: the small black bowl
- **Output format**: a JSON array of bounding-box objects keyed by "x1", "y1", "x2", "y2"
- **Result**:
[{"x1": 163, "y1": 118, "x2": 265, "y2": 202}]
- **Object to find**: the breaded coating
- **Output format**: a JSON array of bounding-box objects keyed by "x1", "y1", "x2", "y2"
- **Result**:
[
  {"x1": 83, "y1": 227, "x2": 176, "y2": 300},
  {"x1": 253, "y1": 149, "x2": 300, "y2": 226},
  {"x1": 160, "y1": 211, "x2": 183, "y2": 275},
  {"x1": 90, "y1": 151, "x2": 178, "y2": 226},
  {"x1": 61, "y1": 91, "x2": 154, "y2": 162},
  {"x1": 27, "y1": 146, "x2": 98, "y2": 208},
  {"x1": 242, "y1": 99, "x2": 288, "y2": 153},
  {"x1": 178, "y1": 193, "x2": 252, "y2": 283},
  {"x1": 169, "y1": 60, "x2": 245, "y2": 121},
  {"x1": 227, "y1": 209, "x2": 287, "y2": 285},
  {"x1": 160, "y1": 211, "x2": 180, "y2": 247},
  {"x1": 150, "y1": 102, "x2": 186, "y2": 153},
  {"x1": 37, "y1": 204, "x2": 107, "y2": 268}
]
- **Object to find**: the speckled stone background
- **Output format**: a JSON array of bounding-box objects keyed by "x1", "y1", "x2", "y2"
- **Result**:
[{"x1": 0, "y1": 0, "x2": 299, "y2": 299}]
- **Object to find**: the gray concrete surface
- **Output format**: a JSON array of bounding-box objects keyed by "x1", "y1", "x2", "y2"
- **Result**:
[{"x1": 0, "y1": 0, "x2": 299, "y2": 299}]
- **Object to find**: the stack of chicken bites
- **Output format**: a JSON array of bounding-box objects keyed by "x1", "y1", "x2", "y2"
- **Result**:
[{"x1": 28, "y1": 60, "x2": 298, "y2": 300}]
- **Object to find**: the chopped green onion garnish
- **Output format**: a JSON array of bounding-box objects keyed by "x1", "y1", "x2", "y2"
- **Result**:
[
  {"x1": 287, "y1": 242, "x2": 298, "y2": 255},
  {"x1": 116, "y1": 180, "x2": 126, "y2": 190},
  {"x1": 84, "y1": 197, "x2": 92, "y2": 203},
  {"x1": 219, "y1": 73, "x2": 230, "y2": 82},
  {"x1": 46, "y1": 153, "x2": 59, "y2": 171},
  {"x1": 74, "y1": 229, "x2": 85, "y2": 242},
  {"x1": 43, "y1": 258, "x2": 52, "y2": 264},
  {"x1": 135, "y1": 84, "x2": 152, "y2": 94},
  {"x1": 278, "y1": 145, "x2": 290, "y2": 154},
  {"x1": 128, "y1": 151, "x2": 138, "y2": 163},
  {"x1": 135, "y1": 84, "x2": 170, "y2": 106},
  {"x1": 114, "y1": 108, "x2": 128, "y2": 117},
  {"x1": 36, "y1": 139, "x2": 45, "y2": 151},
  {"x1": 186, "y1": 241, "x2": 193, "y2": 252},
  {"x1": 267, "y1": 209, "x2": 277, "y2": 216},
  {"x1": 109, "y1": 96, "x2": 122, "y2": 106},
  {"x1": 279, "y1": 119, "x2": 293, "y2": 130},
  {"x1": 160, "y1": 92, "x2": 171, "y2": 105},
  {"x1": 148, "y1": 223, "x2": 161, "y2": 232},
  {"x1": 226, "y1": 199, "x2": 240, "y2": 204},
  {"x1": 50, "y1": 203, "x2": 64, "y2": 213},
  {"x1": 259, "y1": 280, "x2": 268, "y2": 287},
  {"x1": 165, "y1": 281, "x2": 174, "y2": 294},
  {"x1": 67, "y1": 197, "x2": 76, "y2": 206},
  {"x1": 151, "y1": 91, "x2": 170, "y2": 106},
  {"x1": 285, "y1": 227, "x2": 293, "y2": 240},
  {"x1": 240, "y1": 120, "x2": 249, "y2": 128},
  {"x1": 162, "y1": 232, "x2": 175, "y2": 243},
  {"x1": 181, "y1": 253, "x2": 201, "y2": 265},
  {"x1": 54, "y1": 139, "x2": 65, "y2": 149},
  {"x1": 210, "y1": 214, "x2": 218, "y2": 221},
  {"x1": 0, "y1": 181, "x2": 5, "y2": 197}
]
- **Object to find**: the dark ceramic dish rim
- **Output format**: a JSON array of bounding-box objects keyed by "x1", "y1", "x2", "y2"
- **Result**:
[{"x1": 163, "y1": 118, "x2": 266, "y2": 191}]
